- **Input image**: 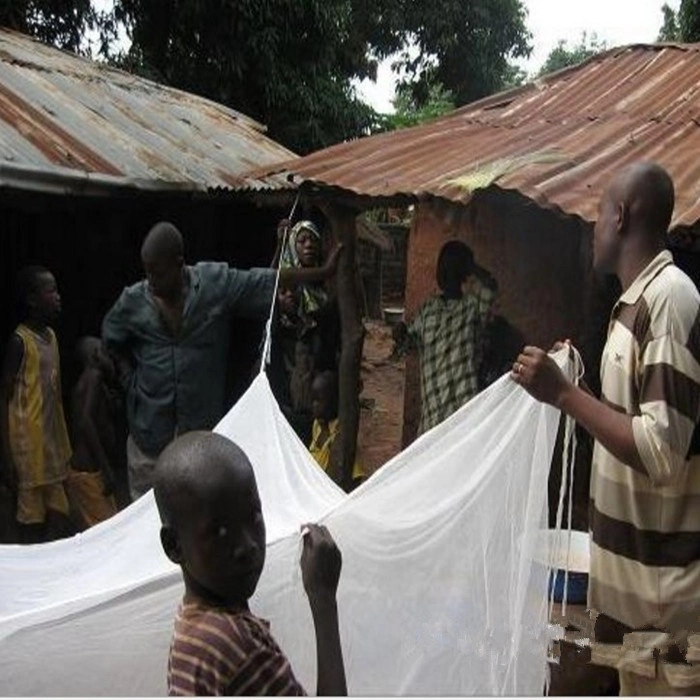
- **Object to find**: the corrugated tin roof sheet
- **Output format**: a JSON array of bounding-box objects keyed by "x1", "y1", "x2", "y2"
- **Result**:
[
  {"x1": 255, "y1": 44, "x2": 700, "y2": 229},
  {"x1": 0, "y1": 29, "x2": 295, "y2": 195}
]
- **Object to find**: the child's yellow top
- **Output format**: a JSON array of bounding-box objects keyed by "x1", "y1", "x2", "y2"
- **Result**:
[
  {"x1": 9, "y1": 324, "x2": 72, "y2": 488},
  {"x1": 309, "y1": 418, "x2": 364, "y2": 481}
]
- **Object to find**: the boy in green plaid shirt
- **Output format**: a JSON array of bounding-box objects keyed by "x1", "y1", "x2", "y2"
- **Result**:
[{"x1": 396, "y1": 241, "x2": 497, "y2": 434}]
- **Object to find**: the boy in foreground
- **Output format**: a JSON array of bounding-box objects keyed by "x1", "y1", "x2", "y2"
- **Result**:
[{"x1": 153, "y1": 431, "x2": 347, "y2": 696}]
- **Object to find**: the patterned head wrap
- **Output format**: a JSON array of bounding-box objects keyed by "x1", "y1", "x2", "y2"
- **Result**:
[{"x1": 280, "y1": 220, "x2": 328, "y2": 316}]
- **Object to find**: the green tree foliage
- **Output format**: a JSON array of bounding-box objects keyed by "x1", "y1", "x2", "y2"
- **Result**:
[
  {"x1": 679, "y1": 0, "x2": 700, "y2": 39},
  {"x1": 381, "y1": 82, "x2": 455, "y2": 131},
  {"x1": 500, "y1": 63, "x2": 529, "y2": 90},
  {"x1": 109, "y1": 0, "x2": 531, "y2": 152},
  {"x1": 658, "y1": 3, "x2": 681, "y2": 40},
  {"x1": 387, "y1": 0, "x2": 532, "y2": 109},
  {"x1": 538, "y1": 32, "x2": 607, "y2": 77},
  {"x1": 0, "y1": 0, "x2": 96, "y2": 53},
  {"x1": 658, "y1": 1, "x2": 700, "y2": 41},
  {"x1": 109, "y1": 0, "x2": 385, "y2": 154}
]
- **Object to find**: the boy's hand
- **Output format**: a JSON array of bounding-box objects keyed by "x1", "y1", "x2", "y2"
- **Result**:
[{"x1": 301, "y1": 524, "x2": 342, "y2": 603}]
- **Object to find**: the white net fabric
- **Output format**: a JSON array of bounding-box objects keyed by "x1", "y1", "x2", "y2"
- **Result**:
[{"x1": 0, "y1": 354, "x2": 570, "y2": 696}]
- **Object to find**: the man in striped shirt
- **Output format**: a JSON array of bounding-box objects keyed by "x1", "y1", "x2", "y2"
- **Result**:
[
  {"x1": 513, "y1": 162, "x2": 700, "y2": 694},
  {"x1": 154, "y1": 431, "x2": 347, "y2": 696}
]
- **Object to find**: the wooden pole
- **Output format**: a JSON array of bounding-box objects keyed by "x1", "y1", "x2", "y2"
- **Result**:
[{"x1": 325, "y1": 204, "x2": 364, "y2": 491}]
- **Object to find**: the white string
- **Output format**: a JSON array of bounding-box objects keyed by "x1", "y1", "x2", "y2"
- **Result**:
[
  {"x1": 547, "y1": 344, "x2": 585, "y2": 651},
  {"x1": 259, "y1": 193, "x2": 301, "y2": 375},
  {"x1": 549, "y1": 401, "x2": 572, "y2": 622}
]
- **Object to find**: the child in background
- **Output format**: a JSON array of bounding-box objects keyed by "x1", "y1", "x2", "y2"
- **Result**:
[
  {"x1": 66, "y1": 336, "x2": 119, "y2": 529},
  {"x1": 289, "y1": 340, "x2": 315, "y2": 418},
  {"x1": 0, "y1": 266, "x2": 73, "y2": 543},
  {"x1": 309, "y1": 371, "x2": 365, "y2": 490},
  {"x1": 153, "y1": 431, "x2": 347, "y2": 696}
]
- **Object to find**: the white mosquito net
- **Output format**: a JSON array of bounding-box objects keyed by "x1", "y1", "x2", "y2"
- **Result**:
[{"x1": 0, "y1": 353, "x2": 572, "y2": 696}]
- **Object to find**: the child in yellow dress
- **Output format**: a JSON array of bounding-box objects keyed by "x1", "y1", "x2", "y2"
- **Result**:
[{"x1": 309, "y1": 371, "x2": 365, "y2": 491}]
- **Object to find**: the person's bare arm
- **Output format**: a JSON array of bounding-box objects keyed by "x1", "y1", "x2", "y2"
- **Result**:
[
  {"x1": 0, "y1": 336, "x2": 24, "y2": 491},
  {"x1": 102, "y1": 298, "x2": 135, "y2": 391},
  {"x1": 270, "y1": 219, "x2": 289, "y2": 268},
  {"x1": 511, "y1": 346, "x2": 644, "y2": 472},
  {"x1": 301, "y1": 524, "x2": 347, "y2": 697},
  {"x1": 279, "y1": 244, "x2": 343, "y2": 287},
  {"x1": 78, "y1": 371, "x2": 115, "y2": 493},
  {"x1": 112, "y1": 351, "x2": 134, "y2": 392},
  {"x1": 472, "y1": 264, "x2": 498, "y2": 292}
]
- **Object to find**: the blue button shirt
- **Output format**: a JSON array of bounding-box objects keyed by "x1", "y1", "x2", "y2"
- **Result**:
[{"x1": 102, "y1": 262, "x2": 275, "y2": 457}]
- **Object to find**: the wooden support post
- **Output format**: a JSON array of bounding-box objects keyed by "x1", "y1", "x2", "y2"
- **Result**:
[{"x1": 325, "y1": 205, "x2": 364, "y2": 491}]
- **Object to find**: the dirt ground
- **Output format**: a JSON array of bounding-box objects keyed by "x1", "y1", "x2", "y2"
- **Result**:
[{"x1": 357, "y1": 320, "x2": 406, "y2": 475}]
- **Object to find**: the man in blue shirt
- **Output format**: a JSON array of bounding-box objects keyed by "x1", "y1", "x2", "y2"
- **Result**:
[{"x1": 103, "y1": 221, "x2": 340, "y2": 500}]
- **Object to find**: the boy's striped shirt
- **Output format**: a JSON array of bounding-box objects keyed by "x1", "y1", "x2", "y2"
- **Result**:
[{"x1": 167, "y1": 601, "x2": 305, "y2": 696}]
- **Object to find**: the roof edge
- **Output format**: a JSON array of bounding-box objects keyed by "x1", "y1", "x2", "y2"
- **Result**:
[
  {"x1": 0, "y1": 28, "x2": 274, "y2": 137},
  {"x1": 0, "y1": 161, "x2": 206, "y2": 196},
  {"x1": 452, "y1": 42, "x2": 700, "y2": 118}
]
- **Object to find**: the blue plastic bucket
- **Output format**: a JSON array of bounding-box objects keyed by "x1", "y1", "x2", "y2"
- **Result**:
[{"x1": 549, "y1": 570, "x2": 588, "y2": 604}]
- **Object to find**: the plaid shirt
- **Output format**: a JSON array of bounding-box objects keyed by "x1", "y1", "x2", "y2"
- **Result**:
[{"x1": 407, "y1": 282, "x2": 495, "y2": 434}]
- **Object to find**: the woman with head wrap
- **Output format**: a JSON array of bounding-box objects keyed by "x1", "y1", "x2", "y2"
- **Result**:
[
  {"x1": 269, "y1": 219, "x2": 341, "y2": 442},
  {"x1": 279, "y1": 220, "x2": 330, "y2": 317}
]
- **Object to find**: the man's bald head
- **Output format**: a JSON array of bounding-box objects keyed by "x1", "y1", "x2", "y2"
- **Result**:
[
  {"x1": 593, "y1": 162, "x2": 674, "y2": 275},
  {"x1": 141, "y1": 222, "x2": 185, "y2": 299},
  {"x1": 609, "y1": 162, "x2": 675, "y2": 239},
  {"x1": 154, "y1": 431, "x2": 254, "y2": 529},
  {"x1": 141, "y1": 222, "x2": 184, "y2": 264}
]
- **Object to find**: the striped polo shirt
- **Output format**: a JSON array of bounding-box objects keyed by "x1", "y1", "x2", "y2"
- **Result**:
[
  {"x1": 167, "y1": 601, "x2": 306, "y2": 696},
  {"x1": 588, "y1": 250, "x2": 700, "y2": 636}
]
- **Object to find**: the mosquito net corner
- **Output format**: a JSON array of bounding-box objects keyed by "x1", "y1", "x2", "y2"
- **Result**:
[{"x1": 0, "y1": 353, "x2": 572, "y2": 696}]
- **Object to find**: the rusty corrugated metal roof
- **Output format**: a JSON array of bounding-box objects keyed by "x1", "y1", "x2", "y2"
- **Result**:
[
  {"x1": 0, "y1": 29, "x2": 295, "y2": 195},
  {"x1": 255, "y1": 44, "x2": 700, "y2": 229}
]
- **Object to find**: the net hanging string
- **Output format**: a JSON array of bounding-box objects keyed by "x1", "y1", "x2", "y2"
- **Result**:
[
  {"x1": 259, "y1": 192, "x2": 301, "y2": 376},
  {"x1": 548, "y1": 344, "x2": 585, "y2": 622}
]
